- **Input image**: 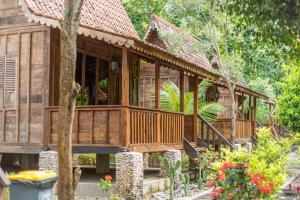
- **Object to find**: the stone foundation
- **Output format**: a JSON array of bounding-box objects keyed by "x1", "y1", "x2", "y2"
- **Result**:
[
  {"x1": 233, "y1": 143, "x2": 242, "y2": 151},
  {"x1": 116, "y1": 152, "x2": 143, "y2": 200},
  {"x1": 143, "y1": 153, "x2": 149, "y2": 169},
  {"x1": 39, "y1": 151, "x2": 78, "y2": 172},
  {"x1": 160, "y1": 150, "x2": 181, "y2": 186},
  {"x1": 39, "y1": 151, "x2": 58, "y2": 172}
]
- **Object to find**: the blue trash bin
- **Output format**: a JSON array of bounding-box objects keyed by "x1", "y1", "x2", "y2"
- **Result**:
[{"x1": 8, "y1": 171, "x2": 57, "y2": 200}]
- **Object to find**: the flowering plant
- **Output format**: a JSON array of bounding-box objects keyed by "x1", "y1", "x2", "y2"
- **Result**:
[
  {"x1": 100, "y1": 175, "x2": 113, "y2": 192},
  {"x1": 207, "y1": 161, "x2": 276, "y2": 199}
]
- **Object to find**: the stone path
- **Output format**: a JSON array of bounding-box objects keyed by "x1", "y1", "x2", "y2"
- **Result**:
[{"x1": 280, "y1": 150, "x2": 300, "y2": 199}]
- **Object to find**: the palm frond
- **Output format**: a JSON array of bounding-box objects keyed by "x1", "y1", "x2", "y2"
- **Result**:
[{"x1": 199, "y1": 102, "x2": 225, "y2": 123}]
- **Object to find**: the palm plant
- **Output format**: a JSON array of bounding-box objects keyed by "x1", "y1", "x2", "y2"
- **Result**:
[{"x1": 150, "y1": 79, "x2": 225, "y2": 123}]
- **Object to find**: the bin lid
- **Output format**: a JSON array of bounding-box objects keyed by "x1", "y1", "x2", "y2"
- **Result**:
[{"x1": 8, "y1": 170, "x2": 57, "y2": 181}]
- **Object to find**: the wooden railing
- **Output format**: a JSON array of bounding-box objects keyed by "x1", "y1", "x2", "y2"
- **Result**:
[
  {"x1": 47, "y1": 106, "x2": 185, "y2": 148},
  {"x1": 46, "y1": 106, "x2": 124, "y2": 146},
  {"x1": 129, "y1": 106, "x2": 184, "y2": 145},
  {"x1": 198, "y1": 114, "x2": 234, "y2": 151},
  {"x1": 236, "y1": 119, "x2": 254, "y2": 139},
  {"x1": 213, "y1": 118, "x2": 254, "y2": 140}
]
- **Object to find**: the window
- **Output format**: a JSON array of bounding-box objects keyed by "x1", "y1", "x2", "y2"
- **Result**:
[
  {"x1": 0, "y1": 57, "x2": 17, "y2": 109},
  {"x1": 4, "y1": 58, "x2": 16, "y2": 92}
]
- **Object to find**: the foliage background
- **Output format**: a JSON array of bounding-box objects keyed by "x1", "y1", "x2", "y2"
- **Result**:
[{"x1": 124, "y1": 0, "x2": 300, "y2": 130}]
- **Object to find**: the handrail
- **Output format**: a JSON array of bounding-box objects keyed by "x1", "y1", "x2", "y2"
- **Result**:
[
  {"x1": 198, "y1": 114, "x2": 235, "y2": 150},
  {"x1": 256, "y1": 120, "x2": 263, "y2": 128},
  {"x1": 251, "y1": 135, "x2": 258, "y2": 144},
  {"x1": 183, "y1": 138, "x2": 198, "y2": 161}
]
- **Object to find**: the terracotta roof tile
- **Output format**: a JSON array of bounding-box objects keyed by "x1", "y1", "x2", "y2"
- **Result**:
[
  {"x1": 144, "y1": 14, "x2": 213, "y2": 72},
  {"x1": 24, "y1": 0, "x2": 140, "y2": 39}
]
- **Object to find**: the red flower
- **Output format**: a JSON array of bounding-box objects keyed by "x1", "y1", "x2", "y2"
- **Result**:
[
  {"x1": 104, "y1": 175, "x2": 112, "y2": 181},
  {"x1": 251, "y1": 177, "x2": 261, "y2": 186},
  {"x1": 211, "y1": 188, "x2": 222, "y2": 198},
  {"x1": 268, "y1": 181, "x2": 275, "y2": 188},
  {"x1": 206, "y1": 180, "x2": 215, "y2": 188},
  {"x1": 297, "y1": 187, "x2": 300, "y2": 191},
  {"x1": 218, "y1": 173, "x2": 225, "y2": 181},
  {"x1": 220, "y1": 162, "x2": 230, "y2": 171},
  {"x1": 260, "y1": 175, "x2": 266, "y2": 180},
  {"x1": 259, "y1": 186, "x2": 272, "y2": 194}
]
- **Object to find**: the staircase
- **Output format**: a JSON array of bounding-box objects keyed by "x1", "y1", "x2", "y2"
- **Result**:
[
  {"x1": 197, "y1": 114, "x2": 235, "y2": 151},
  {"x1": 183, "y1": 114, "x2": 235, "y2": 168}
]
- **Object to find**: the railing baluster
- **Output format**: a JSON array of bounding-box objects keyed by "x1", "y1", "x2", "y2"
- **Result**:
[{"x1": 197, "y1": 114, "x2": 235, "y2": 151}]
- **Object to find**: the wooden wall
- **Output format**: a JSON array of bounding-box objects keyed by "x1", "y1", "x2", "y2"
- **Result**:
[{"x1": 0, "y1": 2, "x2": 50, "y2": 152}]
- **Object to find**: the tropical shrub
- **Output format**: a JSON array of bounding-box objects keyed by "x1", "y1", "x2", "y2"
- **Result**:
[
  {"x1": 181, "y1": 173, "x2": 191, "y2": 196},
  {"x1": 194, "y1": 153, "x2": 209, "y2": 189},
  {"x1": 160, "y1": 157, "x2": 181, "y2": 200},
  {"x1": 277, "y1": 64, "x2": 300, "y2": 132},
  {"x1": 208, "y1": 162, "x2": 277, "y2": 199},
  {"x1": 207, "y1": 128, "x2": 293, "y2": 199}
]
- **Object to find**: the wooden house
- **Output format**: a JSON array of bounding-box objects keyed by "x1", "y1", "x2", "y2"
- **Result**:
[
  {"x1": 142, "y1": 15, "x2": 271, "y2": 143},
  {"x1": 0, "y1": 0, "x2": 271, "y2": 162}
]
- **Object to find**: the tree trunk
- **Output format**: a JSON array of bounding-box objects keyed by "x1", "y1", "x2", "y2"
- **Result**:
[
  {"x1": 226, "y1": 79, "x2": 237, "y2": 143},
  {"x1": 57, "y1": 1, "x2": 83, "y2": 200}
]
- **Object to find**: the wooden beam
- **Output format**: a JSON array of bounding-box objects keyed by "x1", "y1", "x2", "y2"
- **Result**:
[
  {"x1": 248, "y1": 95, "x2": 252, "y2": 121},
  {"x1": 121, "y1": 48, "x2": 129, "y2": 106},
  {"x1": 241, "y1": 92, "x2": 244, "y2": 119},
  {"x1": 95, "y1": 58, "x2": 99, "y2": 105},
  {"x1": 120, "y1": 48, "x2": 130, "y2": 147},
  {"x1": 155, "y1": 61, "x2": 160, "y2": 109},
  {"x1": 193, "y1": 76, "x2": 198, "y2": 141},
  {"x1": 180, "y1": 70, "x2": 184, "y2": 113}
]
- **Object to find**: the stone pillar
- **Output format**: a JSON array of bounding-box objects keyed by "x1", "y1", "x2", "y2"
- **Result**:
[
  {"x1": 160, "y1": 150, "x2": 181, "y2": 185},
  {"x1": 116, "y1": 152, "x2": 143, "y2": 200},
  {"x1": 39, "y1": 151, "x2": 58, "y2": 172},
  {"x1": 143, "y1": 153, "x2": 149, "y2": 169},
  {"x1": 233, "y1": 144, "x2": 242, "y2": 151},
  {"x1": 96, "y1": 154, "x2": 110, "y2": 174},
  {"x1": 245, "y1": 142, "x2": 252, "y2": 152}
]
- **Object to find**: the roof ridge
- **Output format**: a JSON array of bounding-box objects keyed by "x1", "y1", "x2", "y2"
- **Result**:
[
  {"x1": 150, "y1": 14, "x2": 202, "y2": 45},
  {"x1": 150, "y1": 14, "x2": 181, "y2": 33}
]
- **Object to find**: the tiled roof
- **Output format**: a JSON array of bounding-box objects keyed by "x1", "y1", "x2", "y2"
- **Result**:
[
  {"x1": 144, "y1": 14, "x2": 213, "y2": 72},
  {"x1": 24, "y1": 0, "x2": 140, "y2": 39}
]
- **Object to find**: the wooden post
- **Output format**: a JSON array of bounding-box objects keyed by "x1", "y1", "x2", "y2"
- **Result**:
[
  {"x1": 248, "y1": 95, "x2": 252, "y2": 120},
  {"x1": 121, "y1": 48, "x2": 130, "y2": 147},
  {"x1": 193, "y1": 76, "x2": 198, "y2": 142},
  {"x1": 241, "y1": 92, "x2": 244, "y2": 119},
  {"x1": 180, "y1": 70, "x2": 184, "y2": 113},
  {"x1": 155, "y1": 61, "x2": 160, "y2": 109},
  {"x1": 155, "y1": 61, "x2": 161, "y2": 143},
  {"x1": 253, "y1": 97, "x2": 257, "y2": 136}
]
